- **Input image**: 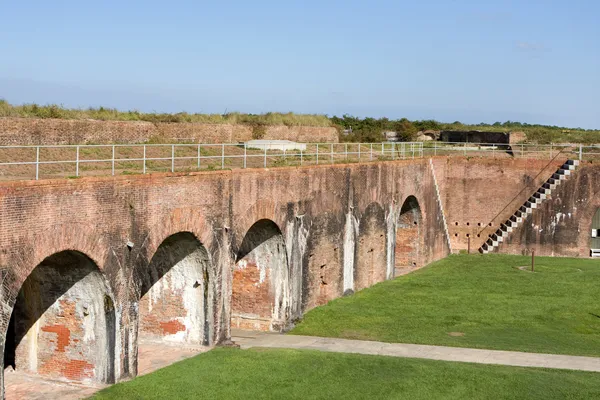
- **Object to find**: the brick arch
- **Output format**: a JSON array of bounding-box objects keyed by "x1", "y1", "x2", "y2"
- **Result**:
[
  {"x1": 395, "y1": 195, "x2": 424, "y2": 274},
  {"x1": 137, "y1": 230, "x2": 216, "y2": 350},
  {"x1": 231, "y1": 215, "x2": 291, "y2": 332},
  {"x1": 398, "y1": 193, "x2": 427, "y2": 223},
  {"x1": 141, "y1": 208, "x2": 215, "y2": 262},
  {"x1": 5, "y1": 222, "x2": 110, "y2": 296},
  {"x1": 234, "y1": 199, "x2": 286, "y2": 251},
  {"x1": 355, "y1": 201, "x2": 387, "y2": 291},
  {"x1": 2, "y1": 248, "x2": 117, "y2": 389}
]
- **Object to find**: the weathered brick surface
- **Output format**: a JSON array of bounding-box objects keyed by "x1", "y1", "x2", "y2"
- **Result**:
[
  {"x1": 9, "y1": 252, "x2": 115, "y2": 385},
  {"x1": 395, "y1": 196, "x2": 422, "y2": 272},
  {"x1": 0, "y1": 117, "x2": 338, "y2": 145},
  {"x1": 138, "y1": 233, "x2": 212, "y2": 345},
  {"x1": 355, "y1": 203, "x2": 387, "y2": 291},
  {"x1": 433, "y1": 157, "x2": 566, "y2": 251},
  {"x1": 0, "y1": 159, "x2": 450, "y2": 396},
  {"x1": 499, "y1": 162, "x2": 600, "y2": 257}
]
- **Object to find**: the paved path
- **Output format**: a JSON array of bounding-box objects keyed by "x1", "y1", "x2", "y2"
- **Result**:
[{"x1": 232, "y1": 330, "x2": 600, "y2": 372}]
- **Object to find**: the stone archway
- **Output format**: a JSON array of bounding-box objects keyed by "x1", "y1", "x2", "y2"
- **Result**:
[
  {"x1": 396, "y1": 195, "x2": 423, "y2": 275},
  {"x1": 138, "y1": 232, "x2": 213, "y2": 346},
  {"x1": 232, "y1": 219, "x2": 290, "y2": 332},
  {"x1": 4, "y1": 251, "x2": 116, "y2": 386}
]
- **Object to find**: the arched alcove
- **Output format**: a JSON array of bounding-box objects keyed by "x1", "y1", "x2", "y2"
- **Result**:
[{"x1": 232, "y1": 219, "x2": 290, "y2": 332}]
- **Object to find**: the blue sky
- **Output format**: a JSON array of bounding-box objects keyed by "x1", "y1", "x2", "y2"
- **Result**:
[{"x1": 1, "y1": 0, "x2": 598, "y2": 128}]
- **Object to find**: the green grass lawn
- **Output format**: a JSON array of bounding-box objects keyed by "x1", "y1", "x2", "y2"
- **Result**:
[
  {"x1": 290, "y1": 254, "x2": 600, "y2": 356},
  {"x1": 93, "y1": 347, "x2": 600, "y2": 400}
]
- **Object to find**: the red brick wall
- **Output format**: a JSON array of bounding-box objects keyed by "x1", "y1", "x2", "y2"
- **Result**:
[
  {"x1": 138, "y1": 232, "x2": 212, "y2": 345},
  {"x1": 498, "y1": 162, "x2": 600, "y2": 257},
  {"x1": 0, "y1": 117, "x2": 339, "y2": 145},
  {"x1": 433, "y1": 157, "x2": 566, "y2": 252},
  {"x1": 0, "y1": 158, "x2": 450, "y2": 393},
  {"x1": 9, "y1": 251, "x2": 114, "y2": 384},
  {"x1": 231, "y1": 221, "x2": 288, "y2": 332},
  {"x1": 355, "y1": 202, "x2": 387, "y2": 291}
]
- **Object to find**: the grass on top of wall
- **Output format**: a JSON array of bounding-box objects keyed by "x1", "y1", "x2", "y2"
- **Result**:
[
  {"x1": 91, "y1": 347, "x2": 600, "y2": 400},
  {"x1": 290, "y1": 254, "x2": 600, "y2": 357},
  {"x1": 0, "y1": 99, "x2": 332, "y2": 127}
]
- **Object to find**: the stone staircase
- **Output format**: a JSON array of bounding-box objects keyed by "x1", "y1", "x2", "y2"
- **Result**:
[{"x1": 479, "y1": 159, "x2": 580, "y2": 254}]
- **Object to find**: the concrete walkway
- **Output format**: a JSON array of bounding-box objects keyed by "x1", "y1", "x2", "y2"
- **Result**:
[{"x1": 232, "y1": 330, "x2": 600, "y2": 373}]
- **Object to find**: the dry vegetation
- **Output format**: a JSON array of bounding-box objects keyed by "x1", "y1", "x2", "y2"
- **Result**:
[{"x1": 0, "y1": 100, "x2": 332, "y2": 127}]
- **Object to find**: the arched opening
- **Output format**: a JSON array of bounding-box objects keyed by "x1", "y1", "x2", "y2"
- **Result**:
[
  {"x1": 396, "y1": 196, "x2": 423, "y2": 275},
  {"x1": 232, "y1": 219, "x2": 290, "y2": 332},
  {"x1": 355, "y1": 202, "x2": 387, "y2": 291},
  {"x1": 138, "y1": 232, "x2": 213, "y2": 348},
  {"x1": 4, "y1": 251, "x2": 115, "y2": 387},
  {"x1": 590, "y1": 208, "x2": 600, "y2": 256},
  {"x1": 137, "y1": 232, "x2": 213, "y2": 376}
]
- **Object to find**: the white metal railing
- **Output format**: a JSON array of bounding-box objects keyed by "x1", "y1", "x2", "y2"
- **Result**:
[
  {"x1": 0, "y1": 142, "x2": 424, "y2": 181},
  {"x1": 0, "y1": 141, "x2": 595, "y2": 181},
  {"x1": 421, "y1": 141, "x2": 600, "y2": 161}
]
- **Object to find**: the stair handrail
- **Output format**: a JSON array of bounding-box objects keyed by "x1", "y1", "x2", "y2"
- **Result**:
[{"x1": 476, "y1": 148, "x2": 572, "y2": 238}]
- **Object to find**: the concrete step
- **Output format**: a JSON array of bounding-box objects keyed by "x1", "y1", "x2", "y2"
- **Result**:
[
  {"x1": 530, "y1": 195, "x2": 542, "y2": 203},
  {"x1": 501, "y1": 223, "x2": 513, "y2": 233},
  {"x1": 558, "y1": 169, "x2": 571, "y2": 176},
  {"x1": 509, "y1": 215, "x2": 523, "y2": 224},
  {"x1": 566, "y1": 159, "x2": 580, "y2": 166},
  {"x1": 538, "y1": 187, "x2": 551, "y2": 195},
  {"x1": 525, "y1": 201, "x2": 537, "y2": 209}
]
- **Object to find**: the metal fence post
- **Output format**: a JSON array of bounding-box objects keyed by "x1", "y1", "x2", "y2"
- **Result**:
[
  {"x1": 76, "y1": 145, "x2": 80, "y2": 177},
  {"x1": 381, "y1": 142, "x2": 384, "y2": 156},
  {"x1": 434, "y1": 141, "x2": 437, "y2": 156},
  {"x1": 580, "y1": 144, "x2": 583, "y2": 161},
  {"x1": 370, "y1": 143, "x2": 373, "y2": 160},
  {"x1": 521, "y1": 143, "x2": 524, "y2": 157},
  {"x1": 358, "y1": 143, "x2": 361, "y2": 161},
  {"x1": 197, "y1": 144, "x2": 201, "y2": 169},
  {"x1": 35, "y1": 146, "x2": 40, "y2": 180},
  {"x1": 392, "y1": 143, "x2": 396, "y2": 160},
  {"x1": 243, "y1": 143, "x2": 247, "y2": 169},
  {"x1": 345, "y1": 143, "x2": 348, "y2": 160},
  {"x1": 317, "y1": 144, "x2": 320, "y2": 165},
  {"x1": 264, "y1": 146, "x2": 267, "y2": 168},
  {"x1": 112, "y1": 145, "x2": 115, "y2": 175},
  {"x1": 463, "y1": 142, "x2": 466, "y2": 156},
  {"x1": 300, "y1": 148, "x2": 303, "y2": 165},
  {"x1": 412, "y1": 143, "x2": 415, "y2": 159},
  {"x1": 330, "y1": 143, "x2": 334, "y2": 163},
  {"x1": 550, "y1": 143, "x2": 553, "y2": 159},
  {"x1": 143, "y1": 145, "x2": 146, "y2": 174},
  {"x1": 171, "y1": 144, "x2": 175, "y2": 172},
  {"x1": 221, "y1": 144, "x2": 224, "y2": 170}
]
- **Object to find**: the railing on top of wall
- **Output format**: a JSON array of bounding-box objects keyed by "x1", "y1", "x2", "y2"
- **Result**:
[
  {"x1": 0, "y1": 141, "x2": 594, "y2": 181},
  {"x1": 0, "y1": 142, "x2": 424, "y2": 181}
]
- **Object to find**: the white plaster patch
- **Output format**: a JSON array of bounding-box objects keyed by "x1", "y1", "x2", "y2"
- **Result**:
[{"x1": 343, "y1": 209, "x2": 359, "y2": 292}]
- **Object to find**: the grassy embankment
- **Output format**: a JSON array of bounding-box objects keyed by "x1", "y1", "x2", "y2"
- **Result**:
[
  {"x1": 2, "y1": 100, "x2": 598, "y2": 144},
  {"x1": 291, "y1": 254, "x2": 600, "y2": 357},
  {"x1": 92, "y1": 347, "x2": 600, "y2": 400}
]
